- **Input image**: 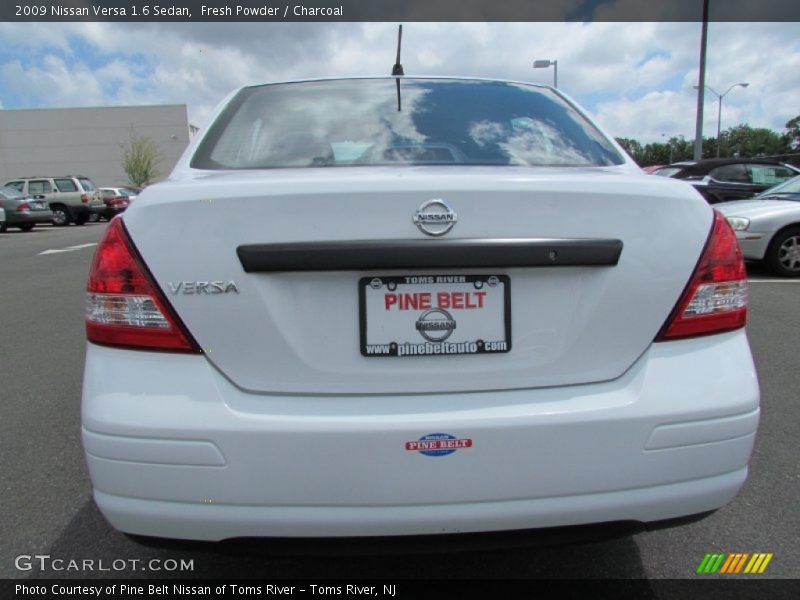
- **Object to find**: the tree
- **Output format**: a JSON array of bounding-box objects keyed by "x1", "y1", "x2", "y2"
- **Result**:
[
  {"x1": 120, "y1": 129, "x2": 162, "y2": 188},
  {"x1": 616, "y1": 136, "x2": 693, "y2": 167},
  {"x1": 782, "y1": 115, "x2": 800, "y2": 151},
  {"x1": 616, "y1": 121, "x2": 796, "y2": 167},
  {"x1": 716, "y1": 124, "x2": 787, "y2": 158},
  {"x1": 615, "y1": 137, "x2": 643, "y2": 161},
  {"x1": 668, "y1": 136, "x2": 694, "y2": 162}
]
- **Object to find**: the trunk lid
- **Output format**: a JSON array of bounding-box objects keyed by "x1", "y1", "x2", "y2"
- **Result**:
[{"x1": 124, "y1": 167, "x2": 711, "y2": 394}]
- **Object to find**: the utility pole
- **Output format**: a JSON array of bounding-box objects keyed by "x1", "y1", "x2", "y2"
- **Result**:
[{"x1": 693, "y1": 0, "x2": 709, "y2": 160}]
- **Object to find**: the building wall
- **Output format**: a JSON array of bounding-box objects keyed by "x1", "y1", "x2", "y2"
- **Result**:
[{"x1": 0, "y1": 105, "x2": 190, "y2": 187}]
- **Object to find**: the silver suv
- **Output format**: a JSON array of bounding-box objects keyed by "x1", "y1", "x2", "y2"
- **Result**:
[{"x1": 3, "y1": 175, "x2": 104, "y2": 225}]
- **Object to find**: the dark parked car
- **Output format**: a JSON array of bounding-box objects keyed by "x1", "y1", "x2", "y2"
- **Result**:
[
  {"x1": 653, "y1": 158, "x2": 800, "y2": 203},
  {"x1": 94, "y1": 187, "x2": 137, "y2": 221},
  {"x1": 0, "y1": 185, "x2": 54, "y2": 232}
]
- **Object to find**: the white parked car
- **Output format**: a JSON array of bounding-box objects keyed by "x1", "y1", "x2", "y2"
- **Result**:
[
  {"x1": 718, "y1": 175, "x2": 800, "y2": 276},
  {"x1": 82, "y1": 77, "x2": 759, "y2": 541}
]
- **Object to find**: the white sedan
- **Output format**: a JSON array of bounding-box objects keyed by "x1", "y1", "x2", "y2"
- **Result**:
[
  {"x1": 718, "y1": 175, "x2": 800, "y2": 276},
  {"x1": 81, "y1": 77, "x2": 759, "y2": 541}
]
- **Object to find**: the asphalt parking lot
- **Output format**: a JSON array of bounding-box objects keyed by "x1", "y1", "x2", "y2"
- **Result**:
[{"x1": 1, "y1": 222, "x2": 798, "y2": 581}]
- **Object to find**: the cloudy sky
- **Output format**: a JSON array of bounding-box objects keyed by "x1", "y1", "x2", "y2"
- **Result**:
[{"x1": 0, "y1": 21, "x2": 798, "y2": 143}]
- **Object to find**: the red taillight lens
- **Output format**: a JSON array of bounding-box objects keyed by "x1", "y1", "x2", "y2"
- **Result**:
[
  {"x1": 656, "y1": 210, "x2": 748, "y2": 341},
  {"x1": 86, "y1": 218, "x2": 201, "y2": 353},
  {"x1": 81, "y1": 193, "x2": 90, "y2": 203},
  {"x1": 17, "y1": 202, "x2": 30, "y2": 212}
]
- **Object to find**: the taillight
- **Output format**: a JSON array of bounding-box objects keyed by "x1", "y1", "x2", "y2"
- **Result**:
[
  {"x1": 17, "y1": 202, "x2": 30, "y2": 212},
  {"x1": 81, "y1": 193, "x2": 90, "y2": 203},
  {"x1": 656, "y1": 210, "x2": 747, "y2": 341},
  {"x1": 86, "y1": 218, "x2": 201, "y2": 353}
]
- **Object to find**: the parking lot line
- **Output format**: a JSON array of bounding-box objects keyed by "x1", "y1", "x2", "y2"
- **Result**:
[
  {"x1": 39, "y1": 242, "x2": 97, "y2": 255},
  {"x1": 748, "y1": 279, "x2": 800, "y2": 283}
]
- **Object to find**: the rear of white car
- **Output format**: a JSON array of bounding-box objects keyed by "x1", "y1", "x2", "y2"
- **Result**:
[{"x1": 81, "y1": 78, "x2": 758, "y2": 541}]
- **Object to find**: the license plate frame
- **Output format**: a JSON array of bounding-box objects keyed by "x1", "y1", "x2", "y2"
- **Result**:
[{"x1": 359, "y1": 274, "x2": 511, "y2": 358}]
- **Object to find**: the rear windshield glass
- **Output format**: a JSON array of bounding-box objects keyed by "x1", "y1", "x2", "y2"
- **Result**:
[
  {"x1": 192, "y1": 79, "x2": 623, "y2": 170},
  {"x1": 0, "y1": 186, "x2": 25, "y2": 199},
  {"x1": 78, "y1": 178, "x2": 96, "y2": 191},
  {"x1": 759, "y1": 175, "x2": 800, "y2": 197}
]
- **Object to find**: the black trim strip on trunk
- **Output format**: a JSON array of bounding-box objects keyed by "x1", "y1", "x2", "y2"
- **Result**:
[{"x1": 237, "y1": 238, "x2": 623, "y2": 273}]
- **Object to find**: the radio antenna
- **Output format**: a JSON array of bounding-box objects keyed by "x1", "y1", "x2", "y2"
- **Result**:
[{"x1": 392, "y1": 24, "x2": 404, "y2": 76}]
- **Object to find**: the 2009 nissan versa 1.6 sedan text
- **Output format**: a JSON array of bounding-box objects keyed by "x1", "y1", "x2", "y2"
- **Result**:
[{"x1": 81, "y1": 77, "x2": 759, "y2": 541}]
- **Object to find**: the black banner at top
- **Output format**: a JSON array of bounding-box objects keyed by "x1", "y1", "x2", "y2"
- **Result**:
[{"x1": 3, "y1": 0, "x2": 800, "y2": 22}]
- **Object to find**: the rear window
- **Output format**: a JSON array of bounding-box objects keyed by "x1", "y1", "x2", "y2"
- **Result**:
[
  {"x1": 78, "y1": 178, "x2": 96, "y2": 191},
  {"x1": 758, "y1": 175, "x2": 800, "y2": 197},
  {"x1": 5, "y1": 181, "x2": 24, "y2": 191},
  {"x1": 192, "y1": 79, "x2": 623, "y2": 170},
  {"x1": 0, "y1": 186, "x2": 25, "y2": 200}
]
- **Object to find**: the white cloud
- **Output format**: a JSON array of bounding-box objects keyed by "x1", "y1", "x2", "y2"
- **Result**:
[
  {"x1": 593, "y1": 90, "x2": 699, "y2": 142},
  {"x1": 1, "y1": 55, "x2": 104, "y2": 107},
  {"x1": 0, "y1": 21, "x2": 798, "y2": 143}
]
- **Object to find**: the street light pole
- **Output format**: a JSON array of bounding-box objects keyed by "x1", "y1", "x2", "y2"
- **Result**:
[
  {"x1": 533, "y1": 59, "x2": 558, "y2": 88},
  {"x1": 694, "y1": 83, "x2": 749, "y2": 157}
]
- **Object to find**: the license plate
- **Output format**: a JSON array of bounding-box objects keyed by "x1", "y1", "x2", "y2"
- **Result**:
[{"x1": 359, "y1": 274, "x2": 511, "y2": 357}]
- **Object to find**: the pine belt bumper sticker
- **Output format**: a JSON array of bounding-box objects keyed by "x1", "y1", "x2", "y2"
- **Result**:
[{"x1": 405, "y1": 433, "x2": 473, "y2": 456}]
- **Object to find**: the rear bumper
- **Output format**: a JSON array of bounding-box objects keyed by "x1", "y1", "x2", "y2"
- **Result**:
[
  {"x1": 98, "y1": 205, "x2": 127, "y2": 220},
  {"x1": 82, "y1": 330, "x2": 759, "y2": 540},
  {"x1": 94, "y1": 472, "x2": 745, "y2": 542},
  {"x1": 6, "y1": 210, "x2": 54, "y2": 225}
]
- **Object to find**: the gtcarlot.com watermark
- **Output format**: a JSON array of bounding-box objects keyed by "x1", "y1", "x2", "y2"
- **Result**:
[{"x1": 15, "y1": 554, "x2": 194, "y2": 573}]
